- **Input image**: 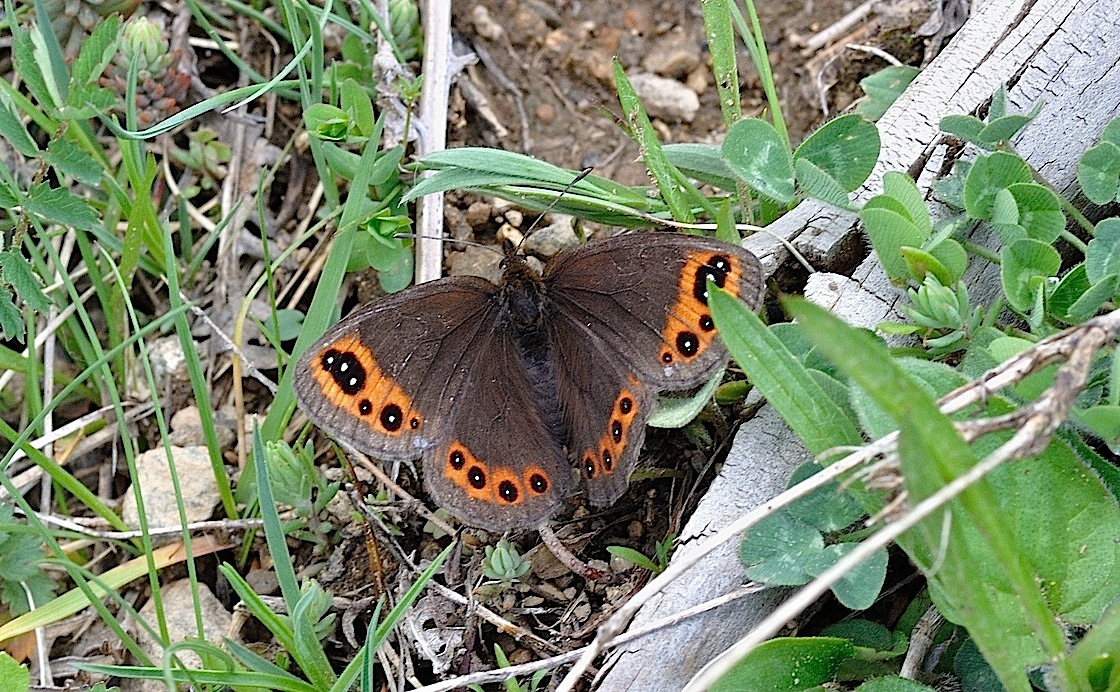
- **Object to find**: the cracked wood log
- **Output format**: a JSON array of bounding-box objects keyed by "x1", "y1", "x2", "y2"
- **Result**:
[{"x1": 597, "y1": 0, "x2": 1120, "y2": 689}]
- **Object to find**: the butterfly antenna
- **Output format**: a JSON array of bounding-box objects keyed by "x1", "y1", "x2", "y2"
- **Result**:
[
  {"x1": 392, "y1": 233, "x2": 492, "y2": 252},
  {"x1": 514, "y1": 166, "x2": 595, "y2": 253}
]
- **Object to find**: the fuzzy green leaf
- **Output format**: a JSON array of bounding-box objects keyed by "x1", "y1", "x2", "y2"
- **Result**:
[
  {"x1": 1000, "y1": 239, "x2": 1061, "y2": 312},
  {"x1": 1085, "y1": 218, "x2": 1120, "y2": 284},
  {"x1": 722, "y1": 117, "x2": 795, "y2": 203},
  {"x1": 24, "y1": 184, "x2": 98, "y2": 231},
  {"x1": 711, "y1": 638, "x2": 855, "y2": 692},
  {"x1": 963, "y1": 152, "x2": 1033, "y2": 220},
  {"x1": 45, "y1": 139, "x2": 103, "y2": 184},
  {"x1": 0, "y1": 252, "x2": 51, "y2": 311},
  {"x1": 794, "y1": 156, "x2": 853, "y2": 209},
  {"x1": 793, "y1": 113, "x2": 880, "y2": 192},
  {"x1": 1078, "y1": 141, "x2": 1120, "y2": 205}
]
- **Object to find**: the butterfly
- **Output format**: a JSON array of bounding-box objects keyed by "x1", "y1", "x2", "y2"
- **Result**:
[{"x1": 293, "y1": 231, "x2": 765, "y2": 531}]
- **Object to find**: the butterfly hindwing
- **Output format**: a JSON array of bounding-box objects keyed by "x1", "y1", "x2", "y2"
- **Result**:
[{"x1": 421, "y1": 323, "x2": 570, "y2": 531}]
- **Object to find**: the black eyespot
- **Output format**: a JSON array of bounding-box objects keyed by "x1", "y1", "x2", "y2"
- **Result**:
[
  {"x1": 676, "y1": 331, "x2": 699, "y2": 357},
  {"x1": 692, "y1": 255, "x2": 730, "y2": 304},
  {"x1": 322, "y1": 349, "x2": 366, "y2": 394},
  {"x1": 380, "y1": 403, "x2": 403, "y2": 431},
  {"x1": 603, "y1": 450, "x2": 614, "y2": 471},
  {"x1": 662, "y1": 351, "x2": 674, "y2": 364},
  {"x1": 358, "y1": 399, "x2": 372, "y2": 415},
  {"x1": 611, "y1": 420, "x2": 623, "y2": 442},
  {"x1": 584, "y1": 456, "x2": 596, "y2": 478},
  {"x1": 619, "y1": 397, "x2": 633, "y2": 414},
  {"x1": 450, "y1": 450, "x2": 466, "y2": 470},
  {"x1": 530, "y1": 473, "x2": 549, "y2": 493},
  {"x1": 468, "y1": 466, "x2": 487, "y2": 489},
  {"x1": 409, "y1": 417, "x2": 420, "y2": 429},
  {"x1": 498, "y1": 480, "x2": 518, "y2": 503},
  {"x1": 699, "y1": 314, "x2": 715, "y2": 331}
]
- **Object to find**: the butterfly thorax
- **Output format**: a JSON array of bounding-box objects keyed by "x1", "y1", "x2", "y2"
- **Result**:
[
  {"x1": 498, "y1": 255, "x2": 567, "y2": 443},
  {"x1": 498, "y1": 255, "x2": 548, "y2": 331}
]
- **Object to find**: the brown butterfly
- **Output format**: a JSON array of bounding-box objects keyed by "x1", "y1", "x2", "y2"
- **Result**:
[{"x1": 293, "y1": 231, "x2": 765, "y2": 531}]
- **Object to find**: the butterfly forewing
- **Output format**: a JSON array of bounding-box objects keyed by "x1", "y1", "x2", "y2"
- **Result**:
[
  {"x1": 294, "y1": 275, "x2": 569, "y2": 531},
  {"x1": 543, "y1": 233, "x2": 765, "y2": 504},
  {"x1": 544, "y1": 233, "x2": 765, "y2": 390}
]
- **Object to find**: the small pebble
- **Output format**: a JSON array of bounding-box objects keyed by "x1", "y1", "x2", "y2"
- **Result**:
[
  {"x1": 628, "y1": 73, "x2": 700, "y2": 122},
  {"x1": 465, "y1": 200, "x2": 492, "y2": 229}
]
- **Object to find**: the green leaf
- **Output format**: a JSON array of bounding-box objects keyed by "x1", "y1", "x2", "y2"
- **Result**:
[
  {"x1": 1078, "y1": 141, "x2": 1120, "y2": 205},
  {"x1": 614, "y1": 61, "x2": 703, "y2": 222},
  {"x1": 700, "y1": 0, "x2": 741, "y2": 127},
  {"x1": 860, "y1": 199, "x2": 927, "y2": 281},
  {"x1": 24, "y1": 184, "x2": 99, "y2": 231},
  {"x1": 304, "y1": 103, "x2": 351, "y2": 141},
  {"x1": 45, "y1": 139, "x2": 104, "y2": 184},
  {"x1": 11, "y1": 20, "x2": 52, "y2": 113},
  {"x1": 1086, "y1": 218, "x2": 1120, "y2": 284},
  {"x1": 978, "y1": 114, "x2": 1037, "y2": 145},
  {"x1": 376, "y1": 247, "x2": 414, "y2": 294},
  {"x1": 793, "y1": 113, "x2": 880, "y2": 192},
  {"x1": 1075, "y1": 405, "x2": 1120, "y2": 444},
  {"x1": 954, "y1": 639, "x2": 1003, "y2": 692},
  {"x1": 69, "y1": 15, "x2": 121, "y2": 90},
  {"x1": 819, "y1": 619, "x2": 897, "y2": 652},
  {"x1": 900, "y1": 246, "x2": 951, "y2": 285},
  {"x1": 881, "y1": 171, "x2": 931, "y2": 234},
  {"x1": 664, "y1": 143, "x2": 740, "y2": 191},
  {"x1": 722, "y1": 117, "x2": 795, "y2": 203},
  {"x1": 785, "y1": 463, "x2": 865, "y2": 532},
  {"x1": 927, "y1": 238, "x2": 968, "y2": 283},
  {"x1": 709, "y1": 289, "x2": 863, "y2": 456},
  {"x1": 0, "y1": 293, "x2": 23, "y2": 342},
  {"x1": 963, "y1": 151, "x2": 1033, "y2": 220},
  {"x1": 1102, "y1": 117, "x2": 1120, "y2": 147},
  {"x1": 0, "y1": 252, "x2": 51, "y2": 311},
  {"x1": 1050, "y1": 263, "x2": 1093, "y2": 323},
  {"x1": 1005, "y1": 183, "x2": 1065, "y2": 243},
  {"x1": 806, "y1": 543, "x2": 888, "y2": 610},
  {"x1": 850, "y1": 358, "x2": 967, "y2": 440},
  {"x1": 0, "y1": 652, "x2": 30, "y2": 692},
  {"x1": 711, "y1": 637, "x2": 855, "y2": 692},
  {"x1": 793, "y1": 157, "x2": 853, "y2": 209},
  {"x1": 1000, "y1": 238, "x2": 1061, "y2": 312},
  {"x1": 940, "y1": 114, "x2": 986, "y2": 144},
  {"x1": 0, "y1": 99, "x2": 39, "y2": 157},
  {"x1": 648, "y1": 369, "x2": 723, "y2": 428},
  {"x1": 30, "y1": 0, "x2": 70, "y2": 106},
  {"x1": 856, "y1": 65, "x2": 920, "y2": 121},
  {"x1": 1066, "y1": 275, "x2": 1119, "y2": 322},
  {"x1": 340, "y1": 79, "x2": 375, "y2": 137}
]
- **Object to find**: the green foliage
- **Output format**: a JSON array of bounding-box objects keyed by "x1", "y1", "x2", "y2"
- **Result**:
[
  {"x1": 264, "y1": 439, "x2": 340, "y2": 550},
  {"x1": 0, "y1": 651, "x2": 30, "y2": 692},
  {"x1": 856, "y1": 65, "x2": 921, "y2": 121},
  {"x1": 711, "y1": 637, "x2": 857, "y2": 692},
  {"x1": 740, "y1": 463, "x2": 886, "y2": 610},
  {"x1": 481, "y1": 538, "x2": 532, "y2": 583},
  {"x1": 0, "y1": 505, "x2": 56, "y2": 615},
  {"x1": 607, "y1": 533, "x2": 676, "y2": 575}
]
